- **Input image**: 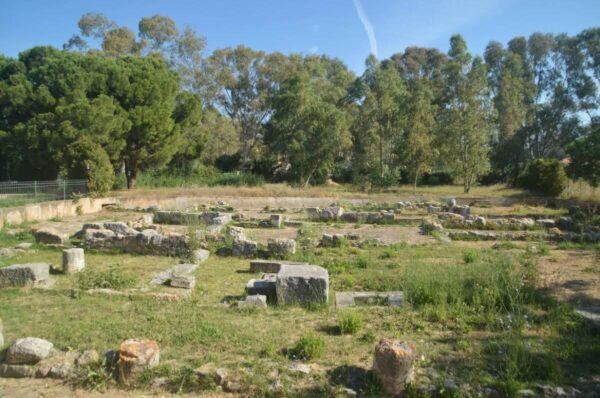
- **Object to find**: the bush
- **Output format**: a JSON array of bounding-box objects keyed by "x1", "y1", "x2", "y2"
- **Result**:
[
  {"x1": 463, "y1": 249, "x2": 478, "y2": 264},
  {"x1": 419, "y1": 171, "x2": 454, "y2": 186},
  {"x1": 567, "y1": 124, "x2": 600, "y2": 187},
  {"x1": 65, "y1": 139, "x2": 115, "y2": 196},
  {"x1": 516, "y1": 158, "x2": 567, "y2": 197},
  {"x1": 338, "y1": 311, "x2": 364, "y2": 334},
  {"x1": 289, "y1": 333, "x2": 326, "y2": 360}
]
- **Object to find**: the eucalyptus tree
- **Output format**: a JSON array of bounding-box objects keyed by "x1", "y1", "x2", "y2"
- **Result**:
[
  {"x1": 265, "y1": 71, "x2": 350, "y2": 186},
  {"x1": 440, "y1": 35, "x2": 493, "y2": 193}
]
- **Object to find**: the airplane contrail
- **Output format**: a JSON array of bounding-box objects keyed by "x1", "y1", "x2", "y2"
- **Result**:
[{"x1": 352, "y1": 0, "x2": 378, "y2": 58}]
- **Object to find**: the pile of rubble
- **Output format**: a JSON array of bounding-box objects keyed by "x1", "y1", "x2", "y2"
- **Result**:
[
  {"x1": 306, "y1": 205, "x2": 396, "y2": 224},
  {"x1": 78, "y1": 221, "x2": 209, "y2": 261},
  {"x1": 153, "y1": 210, "x2": 232, "y2": 226}
]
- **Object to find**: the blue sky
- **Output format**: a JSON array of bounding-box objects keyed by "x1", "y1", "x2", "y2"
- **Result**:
[{"x1": 1, "y1": 0, "x2": 599, "y2": 73}]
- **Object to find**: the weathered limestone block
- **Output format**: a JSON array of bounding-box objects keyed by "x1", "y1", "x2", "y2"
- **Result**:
[
  {"x1": 237, "y1": 294, "x2": 268, "y2": 309},
  {"x1": 84, "y1": 228, "x2": 116, "y2": 240},
  {"x1": 36, "y1": 351, "x2": 78, "y2": 379},
  {"x1": 267, "y1": 238, "x2": 296, "y2": 257},
  {"x1": 5, "y1": 337, "x2": 54, "y2": 364},
  {"x1": 62, "y1": 248, "x2": 85, "y2": 274},
  {"x1": 0, "y1": 364, "x2": 35, "y2": 378},
  {"x1": 245, "y1": 273, "x2": 277, "y2": 300},
  {"x1": 151, "y1": 263, "x2": 198, "y2": 289},
  {"x1": 320, "y1": 233, "x2": 354, "y2": 247},
  {"x1": 270, "y1": 214, "x2": 284, "y2": 228},
  {"x1": 321, "y1": 206, "x2": 344, "y2": 221},
  {"x1": 305, "y1": 207, "x2": 322, "y2": 220},
  {"x1": 117, "y1": 339, "x2": 160, "y2": 384},
  {"x1": 373, "y1": 339, "x2": 416, "y2": 396},
  {"x1": 232, "y1": 239, "x2": 258, "y2": 258},
  {"x1": 420, "y1": 219, "x2": 443, "y2": 235},
  {"x1": 335, "y1": 291, "x2": 404, "y2": 308},
  {"x1": 226, "y1": 226, "x2": 246, "y2": 241},
  {"x1": 0, "y1": 263, "x2": 50, "y2": 288},
  {"x1": 153, "y1": 211, "x2": 231, "y2": 226},
  {"x1": 275, "y1": 264, "x2": 329, "y2": 305},
  {"x1": 193, "y1": 248, "x2": 210, "y2": 264},
  {"x1": 32, "y1": 227, "x2": 67, "y2": 245},
  {"x1": 103, "y1": 222, "x2": 138, "y2": 236},
  {"x1": 249, "y1": 260, "x2": 306, "y2": 273}
]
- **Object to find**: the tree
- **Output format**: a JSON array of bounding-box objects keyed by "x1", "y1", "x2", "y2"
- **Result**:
[
  {"x1": 102, "y1": 27, "x2": 142, "y2": 56},
  {"x1": 399, "y1": 81, "x2": 438, "y2": 190},
  {"x1": 353, "y1": 55, "x2": 407, "y2": 186},
  {"x1": 567, "y1": 123, "x2": 600, "y2": 187},
  {"x1": 207, "y1": 46, "x2": 273, "y2": 167},
  {"x1": 116, "y1": 56, "x2": 184, "y2": 188},
  {"x1": 139, "y1": 15, "x2": 178, "y2": 52},
  {"x1": 265, "y1": 72, "x2": 350, "y2": 186},
  {"x1": 441, "y1": 35, "x2": 493, "y2": 193}
]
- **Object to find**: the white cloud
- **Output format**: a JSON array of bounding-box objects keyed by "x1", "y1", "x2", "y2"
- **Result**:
[
  {"x1": 308, "y1": 46, "x2": 319, "y2": 54},
  {"x1": 352, "y1": 0, "x2": 378, "y2": 58}
]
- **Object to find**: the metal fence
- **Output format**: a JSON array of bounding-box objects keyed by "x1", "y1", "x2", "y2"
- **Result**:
[{"x1": 0, "y1": 180, "x2": 88, "y2": 207}]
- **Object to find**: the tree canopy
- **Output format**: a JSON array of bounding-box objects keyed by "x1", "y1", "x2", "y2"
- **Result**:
[{"x1": 1, "y1": 13, "x2": 598, "y2": 196}]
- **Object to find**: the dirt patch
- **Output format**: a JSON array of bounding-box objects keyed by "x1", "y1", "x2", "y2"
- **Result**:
[
  {"x1": 536, "y1": 250, "x2": 600, "y2": 307},
  {"x1": 0, "y1": 378, "x2": 223, "y2": 397}
]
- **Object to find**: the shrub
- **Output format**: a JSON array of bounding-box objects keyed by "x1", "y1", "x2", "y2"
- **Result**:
[
  {"x1": 338, "y1": 311, "x2": 364, "y2": 334},
  {"x1": 65, "y1": 139, "x2": 115, "y2": 196},
  {"x1": 289, "y1": 333, "x2": 326, "y2": 360},
  {"x1": 516, "y1": 158, "x2": 567, "y2": 197},
  {"x1": 76, "y1": 266, "x2": 137, "y2": 290},
  {"x1": 463, "y1": 249, "x2": 477, "y2": 264},
  {"x1": 567, "y1": 124, "x2": 600, "y2": 187}
]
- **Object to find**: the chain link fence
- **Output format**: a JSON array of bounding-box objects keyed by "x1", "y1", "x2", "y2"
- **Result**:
[{"x1": 0, "y1": 180, "x2": 88, "y2": 208}]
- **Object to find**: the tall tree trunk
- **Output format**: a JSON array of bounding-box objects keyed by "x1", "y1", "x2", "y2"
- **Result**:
[
  {"x1": 413, "y1": 167, "x2": 420, "y2": 193},
  {"x1": 379, "y1": 137, "x2": 384, "y2": 179},
  {"x1": 125, "y1": 159, "x2": 137, "y2": 190}
]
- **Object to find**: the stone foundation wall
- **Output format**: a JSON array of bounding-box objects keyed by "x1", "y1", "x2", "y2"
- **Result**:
[{"x1": 0, "y1": 197, "x2": 116, "y2": 229}]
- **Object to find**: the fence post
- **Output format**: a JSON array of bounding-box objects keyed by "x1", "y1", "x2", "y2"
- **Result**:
[
  {"x1": 63, "y1": 180, "x2": 66, "y2": 200},
  {"x1": 34, "y1": 181, "x2": 37, "y2": 199}
]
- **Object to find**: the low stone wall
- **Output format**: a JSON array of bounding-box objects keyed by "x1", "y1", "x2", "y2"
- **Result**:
[
  {"x1": 0, "y1": 197, "x2": 116, "y2": 229},
  {"x1": 117, "y1": 195, "x2": 368, "y2": 211}
]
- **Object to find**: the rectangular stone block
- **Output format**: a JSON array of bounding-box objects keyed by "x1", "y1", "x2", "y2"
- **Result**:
[
  {"x1": 276, "y1": 264, "x2": 329, "y2": 305},
  {"x1": 0, "y1": 263, "x2": 50, "y2": 288},
  {"x1": 249, "y1": 260, "x2": 306, "y2": 273},
  {"x1": 335, "y1": 291, "x2": 404, "y2": 308},
  {"x1": 246, "y1": 274, "x2": 276, "y2": 300}
]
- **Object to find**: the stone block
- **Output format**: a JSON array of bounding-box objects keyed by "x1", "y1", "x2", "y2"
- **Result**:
[
  {"x1": 249, "y1": 260, "x2": 306, "y2": 273},
  {"x1": 232, "y1": 239, "x2": 258, "y2": 258},
  {"x1": 62, "y1": 248, "x2": 85, "y2": 274},
  {"x1": 245, "y1": 274, "x2": 276, "y2": 300},
  {"x1": 33, "y1": 227, "x2": 67, "y2": 245},
  {"x1": 275, "y1": 264, "x2": 329, "y2": 305},
  {"x1": 0, "y1": 263, "x2": 50, "y2": 288},
  {"x1": 267, "y1": 239, "x2": 296, "y2": 257},
  {"x1": 5, "y1": 337, "x2": 54, "y2": 365},
  {"x1": 117, "y1": 339, "x2": 160, "y2": 384},
  {"x1": 373, "y1": 339, "x2": 416, "y2": 396},
  {"x1": 335, "y1": 291, "x2": 404, "y2": 308}
]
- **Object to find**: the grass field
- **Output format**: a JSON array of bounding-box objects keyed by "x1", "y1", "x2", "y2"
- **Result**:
[{"x1": 1, "y1": 219, "x2": 598, "y2": 396}]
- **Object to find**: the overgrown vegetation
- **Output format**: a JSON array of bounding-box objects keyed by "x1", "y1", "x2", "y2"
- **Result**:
[{"x1": 76, "y1": 265, "x2": 138, "y2": 290}]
